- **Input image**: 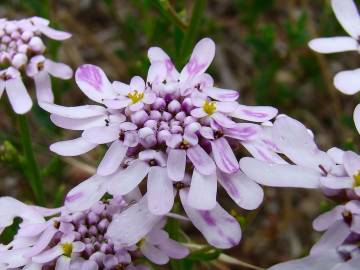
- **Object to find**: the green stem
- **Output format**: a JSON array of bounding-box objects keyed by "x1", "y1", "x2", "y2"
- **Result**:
[
  {"x1": 17, "y1": 114, "x2": 45, "y2": 205},
  {"x1": 152, "y1": 0, "x2": 188, "y2": 32}
]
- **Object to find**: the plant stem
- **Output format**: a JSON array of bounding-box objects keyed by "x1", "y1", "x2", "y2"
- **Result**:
[
  {"x1": 17, "y1": 114, "x2": 45, "y2": 205},
  {"x1": 152, "y1": 0, "x2": 188, "y2": 32}
]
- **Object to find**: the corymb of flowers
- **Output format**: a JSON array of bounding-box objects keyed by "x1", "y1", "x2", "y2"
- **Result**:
[
  {"x1": 0, "y1": 16, "x2": 72, "y2": 114},
  {"x1": 40, "y1": 37, "x2": 279, "y2": 249}
]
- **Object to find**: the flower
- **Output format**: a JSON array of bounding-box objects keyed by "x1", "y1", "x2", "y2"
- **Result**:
[
  {"x1": 240, "y1": 115, "x2": 336, "y2": 189},
  {"x1": 308, "y1": 0, "x2": 360, "y2": 95},
  {"x1": 41, "y1": 38, "x2": 276, "y2": 220},
  {"x1": 0, "y1": 16, "x2": 72, "y2": 114},
  {"x1": 0, "y1": 196, "x2": 188, "y2": 269}
]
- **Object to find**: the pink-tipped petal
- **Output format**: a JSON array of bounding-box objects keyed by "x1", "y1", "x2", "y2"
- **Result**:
[
  {"x1": 217, "y1": 170, "x2": 264, "y2": 210},
  {"x1": 180, "y1": 189, "x2": 241, "y2": 249},
  {"x1": 211, "y1": 137, "x2": 239, "y2": 174},
  {"x1": 187, "y1": 144, "x2": 216, "y2": 175},
  {"x1": 75, "y1": 64, "x2": 115, "y2": 103}
]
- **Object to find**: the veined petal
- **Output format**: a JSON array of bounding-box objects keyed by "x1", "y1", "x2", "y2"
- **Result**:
[
  {"x1": 50, "y1": 137, "x2": 97, "y2": 156},
  {"x1": 230, "y1": 105, "x2": 278, "y2": 122},
  {"x1": 240, "y1": 157, "x2": 321, "y2": 188},
  {"x1": 75, "y1": 64, "x2": 116, "y2": 103},
  {"x1": 147, "y1": 166, "x2": 174, "y2": 215},
  {"x1": 331, "y1": 0, "x2": 360, "y2": 38},
  {"x1": 106, "y1": 196, "x2": 162, "y2": 246},
  {"x1": 211, "y1": 137, "x2": 239, "y2": 174},
  {"x1": 334, "y1": 68, "x2": 360, "y2": 95},
  {"x1": 5, "y1": 78, "x2": 32, "y2": 114},
  {"x1": 180, "y1": 189, "x2": 241, "y2": 249},
  {"x1": 203, "y1": 87, "x2": 239, "y2": 101},
  {"x1": 187, "y1": 145, "x2": 216, "y2": 175},
  {"x1": 97, "y1": 140, "x2": 128, "y2": 176},
  {"x1": 167, "y1": 149, "x2": 186, "y2": 181},
  {"x1": 224, "y1": 123, "x2": 260, "y2": 141},
  {"x1": 180, "y1": 38, "x2": 216, "y2": 83},
  {"x1": 187, "y1": 170, "x2": 217, "y2": 210},
  {"x1": 217, "y1": 170, "x2": 264, "y2": 210},
  {"x1": 308, "y1": 37, "x2": 357, "y2": 53}
]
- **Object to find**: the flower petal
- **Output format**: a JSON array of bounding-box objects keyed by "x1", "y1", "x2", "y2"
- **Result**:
[
  {"x1": 187, "y1": 144, "x2": 216, "y2": 175},
  {"x1": 39, "y1": 102, "x2": 106, "y2": 119},
  {"x1": 354, "y1": 103, "x2": 360, "y2": 134},
  {"x1": 180, "y1": 189, "x2": 241, "y2": 249},
  {"x1": 97, "y1": 140, "x2": 128, "y2": 176},
  {"x1": 217, "y1": 170, "x2": 264, "y2": 210},
  {"x1": 44, "y1": 59, "x2": 73, "y2": 79},
  {"x1": 308, "y1": 37, "x2": 357, "y2": 53},
  {"x1": 50, "y1": 114, "x2": 106, "y2": 131},
  {"x1": 82, "y1": 125, "x2": 119, "y2": 144},
  {"x1": 211, "y1": 137, "x2": 239, "y2": 174},
  {"x1": 50, "y1": 137, "x2": 97, "y2": 156},
  {"x1": 106, "y1": 196, "x2": 162, "y2": 246},
  {"x1": 188, "y1": 170, "x2": 217, "y2": 210},
  {"x1": 240, "y1": 157, "x2": 321, "y2": 188},
  {"x1": 130, "y1": 76, "x2": 145, "y2": 92},
  {"x1": 312, "y1": 205, "x2": 344, "y2": 231},
  {"x1": 167, "y1": 149, "x2": 186, "y2": 181},
  {"x1": 203, "y1": 87, "x2": 239, "y2": 101},
  {"x1": 331, "y1": 0, "x2": 360, "y2": 38},
  {"x1": 343, "y1": 150, "x2": 360, "y2": 176},
  {"x1": 5, "y1": 78, "x2": 32, "y2": 114},
  {"x1": 147, "y1": 166, "x2": 175, "y2": 215},
  {"x1": 140, "y1": 242, "x2": 169, "y2": 265},
  {"x1": 35, "y1": 24, "x2": 71, "y2": 40},
  {"x1": 75, "y1": 64, "x2": 116, "y2": 103},
  {"x1": 65, "y1": 175, "x2": 108, "y2": 211},
  {"x1": 334, "y1": 68, "x2": 360, "y2": 95},
  {"x1": 224, "y1": 123, "x2": 260, "y2": 141},
  {"x1": 34, "y1": 71, "x2": 53, "y2": 103},
  {"x1": 230, "y1": 105, "x2": 278, "y2": 122},
  {"x1": 180, "y1": 38, "x2": 215, "y2": 82}
]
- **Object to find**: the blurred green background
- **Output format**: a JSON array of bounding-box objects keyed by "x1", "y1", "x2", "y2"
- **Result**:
[{"x1": 0, "y1": 0, "x2": 359, "y2": 269}]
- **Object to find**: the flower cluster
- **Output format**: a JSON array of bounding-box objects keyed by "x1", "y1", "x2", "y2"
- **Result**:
[
  {"x1": 0, "y1": 196, "x2": 188, "y2": 269},
  {"x1": 40, "y1": 38, "x2": 278, "y2": 249},
  {"x1": 0, "y1": 17, "x2": 72, "y2": 114}
]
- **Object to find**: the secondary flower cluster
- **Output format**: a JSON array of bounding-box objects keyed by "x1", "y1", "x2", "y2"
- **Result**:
[
  {"x1": 0, "y1": 16, "x2": 72, "y2": 114},
  {"x1": 40, "y1": 37, "x2": 279, "y2": 249},
  {"x1": 238, "y1": 115, "x2": 360, "y2": 269},
  {"x1": 0, "y1": 196, "x2": 188, "y2": 269}
]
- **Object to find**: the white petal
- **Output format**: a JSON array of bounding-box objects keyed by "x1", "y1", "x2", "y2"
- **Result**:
[
  {"x1": 334, "y1": 68, "x2": 360, "y2": 95},
  {"x1": 97, "y1": 140, "x2": 128, "y2": 176},
  {"x1": 39, "y1": 102, "x2": 106, "y2": 119},
  {"x1": 5, "y1": 78, "x2": 32, "y2": 114},
  {"x1": 34, "y1": 71, "x2": 53, "y2": 103},
  {"x1": 308, "y1": 37, "x2": 357, "y2": 53},
  {"x1": 50, "y1": 114, "x2": 106, "y2": 131},
  {"x1": 44, "y1": 59, "x2": 73, "y2": 79},
  {"x1": 187, "y1": 170, "x2": 217, "y2": 210},
  {"x1": 50, "y1": 137, "x2": 97, "y2": 156},
  {"x1": 167, "y1": 149, "x2": 186, "y2": 181},
  {"x1": 331, "y1": 0, "x2": 360, "y2": 38},
  {"x1": 354, "y1": 103, "x2": 360, "y2": 135},
  {"x1": 240, "y1": 157, "x2": 321, "y2": 188}
]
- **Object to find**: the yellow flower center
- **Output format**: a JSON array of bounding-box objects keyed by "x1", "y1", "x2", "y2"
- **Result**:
[
  {"x1": 128, "y1": 90, "x2": 144, "y2": 104},
  {"x1": 353, "y1": 171, "x2": 360, "y2": 187},
  {"x1": 203, "y1": 100, "x2": 217, "y2": 115},
  {"x1": 61, "y1": 242, "x2": 73, "y2": 257}
]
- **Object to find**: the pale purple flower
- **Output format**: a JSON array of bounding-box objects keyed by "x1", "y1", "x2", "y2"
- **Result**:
[
  {"x1": 0, "y1": 196, "x2": 188, "y2": 269},
  {"x1": 240, "y1": 115, "x2": 336, "y2": 189},
  {"x1": 0, "y1": 16, "x2": 72, "y2": 114},
  {"x1": 309, "y1": 0, "x2": 360, "y2": 95},
  {"x1": 41, "y1": 38, "x2": 276, "y2": 219}
]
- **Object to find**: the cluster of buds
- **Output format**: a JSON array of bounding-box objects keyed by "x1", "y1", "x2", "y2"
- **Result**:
[
  {"x1": 0, "y1": 196, "x2": 188, "y2": 269},
  {"x1": 0, "y1": 17, "x2": 72, "y2": 114}
]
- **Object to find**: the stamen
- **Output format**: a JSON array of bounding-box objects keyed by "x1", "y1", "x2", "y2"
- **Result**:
[
  {"x1": 128, "y1": 90, "x2": 144, "y2": 104},
  {"x1": 61, "y1": 242, "x2": 73, "y2": 257},
  {"x1": 203, "y1": 100, "x2": 217, "y2": 115},
  {"x1": 353, "y1": 171, "x2": 360, "y2": 187}
]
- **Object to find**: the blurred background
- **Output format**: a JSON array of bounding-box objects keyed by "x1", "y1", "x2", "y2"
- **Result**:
[{"x1": 0, "y1": 0, "x2": 359, "y2": 269}]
